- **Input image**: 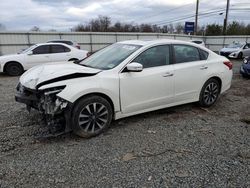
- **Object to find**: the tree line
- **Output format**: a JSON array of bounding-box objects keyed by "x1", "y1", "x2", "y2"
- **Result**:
[{"x1": 72, "y1": 15, "x2": 250, "y2": 36}]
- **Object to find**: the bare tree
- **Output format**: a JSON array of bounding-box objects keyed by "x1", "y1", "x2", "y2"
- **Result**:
[
  {"x1": 0, "y1": 23, "x2": 6, "y2": 31},
  {"x1": 175, "y1": 23, "x2": 184, "y2": 34},
  {"x1": 30, "y1": 26, "x2": 40, "y2": 32}
]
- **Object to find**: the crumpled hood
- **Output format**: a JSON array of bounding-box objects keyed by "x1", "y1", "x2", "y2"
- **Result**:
[
  {"x1": 20, "y1": 62, "x2": 101, "y2": 89},
  {"x1": 220, "y1": 47, "x2": 240, "y2": 53}
]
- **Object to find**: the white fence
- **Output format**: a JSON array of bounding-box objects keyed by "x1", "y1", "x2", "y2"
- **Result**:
[{"x1": 0, "y1": 31, "x2": 249, "y2": 55}]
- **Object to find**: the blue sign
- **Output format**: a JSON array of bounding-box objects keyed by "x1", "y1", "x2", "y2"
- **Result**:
[{"x1": 185, "y1": 22, "x2": 195, "y2": 33}]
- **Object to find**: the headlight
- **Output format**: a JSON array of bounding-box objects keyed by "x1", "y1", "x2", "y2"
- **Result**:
[{"x1": 43, "y1": 86, "x2": 66, "y2": 96}]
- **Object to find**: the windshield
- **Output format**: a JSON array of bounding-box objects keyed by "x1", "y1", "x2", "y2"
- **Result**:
[
  {"x1": 80, "y1": 43, "x2": 142, "y2": 70},
  {"x1": 227, "y1": 43, "x2": 243, "y2": 48},
  {"x1": 20, "y1": 45, "x2": 38, "y2": 54}
]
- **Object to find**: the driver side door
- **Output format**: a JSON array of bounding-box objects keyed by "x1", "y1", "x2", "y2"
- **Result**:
[{"x1": 119, "y1": 45, "x2": 174, "y2": 114}]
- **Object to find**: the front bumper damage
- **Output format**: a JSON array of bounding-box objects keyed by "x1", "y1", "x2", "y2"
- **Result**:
[{"x1": 15, "y1": 83, "x2": 73, "y2": 136}]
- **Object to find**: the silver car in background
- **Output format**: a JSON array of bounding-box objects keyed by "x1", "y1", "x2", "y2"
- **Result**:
[{"x1": 220, "y1": 42, "x2": 250, "y2": 59}]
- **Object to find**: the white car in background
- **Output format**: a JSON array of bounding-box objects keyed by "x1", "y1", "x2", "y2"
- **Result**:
[
  {"x1": 0, "y1": 43, "x2": 88, "y2": 76},
  {"x1": 47, "y1": 39, "x2": 81, "y2": 49},
  {"x1": 15, "y1": 39, "x2": 232, "y2": 138},
  {"x1": 190, "y1": 40, "x2": 205, "y2": 47}
]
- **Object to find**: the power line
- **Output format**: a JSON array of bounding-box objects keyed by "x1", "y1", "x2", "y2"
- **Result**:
[
  {"x1": 128, "y1": 3, "x2": 194, "y2": 22},
  {"x1": 153, "y1": 9, "x2": 225, "y2": 25},
  {"x1": 143, "y1": 2, "x2": 250, "y2": 26}
]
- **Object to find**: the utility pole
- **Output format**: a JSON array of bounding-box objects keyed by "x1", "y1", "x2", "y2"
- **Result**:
[
  {"x1": 195, "y1": 0, "x2": 199, "y2": 35},
  {"x1": 223, "y1": 0, "x2": 230, "y2": 35}
]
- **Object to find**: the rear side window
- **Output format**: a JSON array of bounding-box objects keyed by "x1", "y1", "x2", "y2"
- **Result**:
[
  {"x1": 133, "y1": 45, "x2": 170, "y2": 68},
  {"x1": 173, "y1": 45, "x2": 200, "y2": 63},
  {"x1": 33, "y1": 45, "x2": 50, "y2": 54},
  {"x1": 199, "y1": 49, "x2": 209, "y2": 60},
  {"x1": 51, "y1": 45, "x2": 71, "y2": 53}
]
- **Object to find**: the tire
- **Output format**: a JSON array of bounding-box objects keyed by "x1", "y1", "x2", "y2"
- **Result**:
[
  {"x1": 238, "y1": 52, "x2": 243, "y2": 59},
  {"x1": 71, "y1": 95, "x2": 113, "y2": 138},
  {"x1": 5, "y1": 62, "x2": 23, "y2": 76},
  {"x1": 199, "y1": 78, "x2": 220, "y2": 107}
]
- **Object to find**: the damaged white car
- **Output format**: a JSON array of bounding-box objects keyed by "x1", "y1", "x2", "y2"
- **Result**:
[{"x1": 15, "y1": 39, "x2": 233, "y2": 138}]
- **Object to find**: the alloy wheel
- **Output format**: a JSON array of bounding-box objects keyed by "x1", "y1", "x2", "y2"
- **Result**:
[
  {"x1": 203, "y1": 82, "x2": 219, "y2": 105},
  {"x1": 78, "y1": 102, "x2": 109, "y2": 133}
]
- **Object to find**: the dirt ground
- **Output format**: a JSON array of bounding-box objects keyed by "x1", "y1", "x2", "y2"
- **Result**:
[{"x1": 0, "y1": 60, "x2": 249, "y2": 187}]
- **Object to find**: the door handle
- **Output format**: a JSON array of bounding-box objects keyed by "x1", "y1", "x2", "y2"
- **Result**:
[
  {"x1": 162, "y1": 72, "x2": 174, "y2": 77},
  {"x1": 200, "y1": 66, "x2": 208, "y2": 70}
]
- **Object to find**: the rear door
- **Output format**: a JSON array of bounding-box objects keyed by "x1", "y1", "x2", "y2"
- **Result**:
[{"x1": 172, "y1": 44, "x2": 209, "y2": 102}]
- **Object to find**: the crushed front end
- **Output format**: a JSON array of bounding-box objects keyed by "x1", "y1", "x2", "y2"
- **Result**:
[{"x1": 15, "y1": 83, "x2": 72, "y2": 136}]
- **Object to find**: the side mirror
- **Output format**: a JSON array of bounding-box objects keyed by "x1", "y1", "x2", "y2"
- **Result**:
[
  {"x1": 27, "y1": 51, "x2": 33, "y2": 55},
  {"x1": 126, "y1": 62, "x2": 143, "y2": 72}
]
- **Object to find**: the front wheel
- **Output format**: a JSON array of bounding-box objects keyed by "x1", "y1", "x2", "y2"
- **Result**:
[
  {"x1": 72, "y1": 95, "x2": 113, "y2": 138},
  {"x1": 199, "y1": 78, "x2": 220, "y2": 107},
  {"x1": 238, "y1": 52, "x2": 243, "y2": 59}
]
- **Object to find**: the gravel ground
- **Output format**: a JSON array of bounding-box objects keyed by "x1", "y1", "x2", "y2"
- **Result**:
[{"x1": 0, "y1": 60, "x2": 249, "y2": 188}]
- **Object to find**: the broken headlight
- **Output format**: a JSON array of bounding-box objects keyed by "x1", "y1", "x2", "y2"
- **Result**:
[{"x1": 41, "y1": 86, "x2": 67, "y2": 115}]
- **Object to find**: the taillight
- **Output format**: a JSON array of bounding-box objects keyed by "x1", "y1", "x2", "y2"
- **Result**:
[
  {"x1": 76, "y1": 45, "x2": 80, "y2": 49},
  {"x1": 223, "y1": 61, "x2": 233, "y2": 70}
]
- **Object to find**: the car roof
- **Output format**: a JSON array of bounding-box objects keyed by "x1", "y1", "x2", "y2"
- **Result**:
[
  {"x1": 47, "y1": 39, "x2": 73, "y2": 42},
  {"x1": 36, "y1": 42, "x2": 72, "y2": 47},
  {"x1": 118, "y1": 39, "x2": 199, "y2": 46}
]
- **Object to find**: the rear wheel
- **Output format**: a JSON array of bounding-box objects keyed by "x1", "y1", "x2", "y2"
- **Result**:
[
  {"x1": 72, "y1": 95, "x2": 113, "y2": 138},
  {"x1": 199, "y1": 78, "x2": 220, "y2": 107},
  {"x1": 5, "y1": 62, "x2": 23, "y2": 76}
]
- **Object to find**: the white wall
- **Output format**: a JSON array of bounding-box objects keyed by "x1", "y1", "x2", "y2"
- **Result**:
[{"x1": 0, "y1": 31, "x2": 249, "y2": 55}]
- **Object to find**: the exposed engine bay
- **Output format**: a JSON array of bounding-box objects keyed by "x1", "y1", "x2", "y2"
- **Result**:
[{"x1": 15, "y1": 83, "x2": 72, "y2": 136}]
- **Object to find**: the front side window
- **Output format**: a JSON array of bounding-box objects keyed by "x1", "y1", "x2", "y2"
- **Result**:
[
  {"x1": 174, "y1": 45, "x2": 200, "y2": 63},
  {"x1": 32, "y1": 45, "x2": 50, "y2": 55},
  {"x1": 80, "y1": 43, "x2": 141, "y2": 70},
  {"x1": 244, "y1": 44, "x2": 250, "y2": 49},
  {"x1": 133, "y1": 45, "x2": 170, "y2": 68},
  {"x1": 51, "y1": 45, "x2": 70, "y2": 53}
]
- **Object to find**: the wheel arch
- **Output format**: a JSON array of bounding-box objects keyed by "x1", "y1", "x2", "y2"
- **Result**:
[
  {"x1": 204, "y1": 76, "x2": 222, "y2": 93},
  {"x1": 71, "y1": 92, "x2": 115, "y2": 118},
  {"x1": 3, "y1": 61, "x2": 24, "y2": 72}
]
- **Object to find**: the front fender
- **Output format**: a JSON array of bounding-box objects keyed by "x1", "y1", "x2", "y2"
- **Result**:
[{"x1": 39, "y1": 76, "x2": 120, "y2": 113}]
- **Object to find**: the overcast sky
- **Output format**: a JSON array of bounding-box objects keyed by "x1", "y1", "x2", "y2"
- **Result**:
[{"x1": 0, "y1": 0, "x2": 249, "y2": 31}]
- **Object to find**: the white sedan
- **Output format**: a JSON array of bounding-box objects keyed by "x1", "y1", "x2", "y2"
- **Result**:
[
  {"x1": 15, "y1": 39, "x2": 233, "y2": 138},
  {"x1": 0, "y1": 43, "x2": 88, "y2": 76}
]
